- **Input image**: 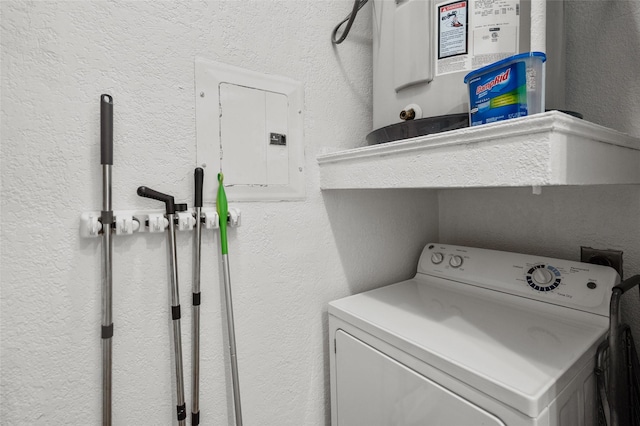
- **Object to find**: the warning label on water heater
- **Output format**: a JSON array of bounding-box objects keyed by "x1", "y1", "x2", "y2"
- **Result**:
[
  {"x1": 436, "y1": 0, "x2": 520, "y2": 76},
  {"x1": 438, "y1": 1, "x2": 468, "y2": 59}
]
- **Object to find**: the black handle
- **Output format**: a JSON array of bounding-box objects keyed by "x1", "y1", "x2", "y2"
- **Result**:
[
  {"x1": 137, "y1": 186, "x2": 175, "y2": 214},
  {"x1": 100, "y1": 94, "x2": 113, "y2": 165},
  {"x1": 194, "y1": 168, "x2": 204, "y2": 208},
  {"x1": 613, "y1": 274, "x2": 640, "y2": 294}
]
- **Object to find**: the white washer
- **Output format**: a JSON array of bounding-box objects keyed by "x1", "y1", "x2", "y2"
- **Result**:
[{"x1": 329, "y1": 244, "x2": 620, "y2": 426}]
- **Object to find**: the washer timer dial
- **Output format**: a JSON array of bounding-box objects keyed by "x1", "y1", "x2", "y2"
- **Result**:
[
  {"x1": 526, "y1": 264, "x2": 562, "y2": 292},
  {"x1": 449, "y1": 255, "x2": 464, "y2": 268}
]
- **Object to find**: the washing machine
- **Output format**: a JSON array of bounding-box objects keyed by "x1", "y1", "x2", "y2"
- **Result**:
[{"x1": 328, "y1": 243, "x2": 620, "y2": 426}]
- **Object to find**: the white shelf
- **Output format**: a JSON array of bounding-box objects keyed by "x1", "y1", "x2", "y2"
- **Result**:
[{"x1": 318, "y1": 111, "x2": 640, "y2": 190}]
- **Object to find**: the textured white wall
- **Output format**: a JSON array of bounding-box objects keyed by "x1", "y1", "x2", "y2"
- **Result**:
[
  {"x1": 0, "y1": 1, "x2": 439, "y2": 425},
  {"x1": 439, "y1": 1, "x2": 640, "y2": 350},
  {"x1": 6, "y1": 1, "x2": 636, "y2": 424}
]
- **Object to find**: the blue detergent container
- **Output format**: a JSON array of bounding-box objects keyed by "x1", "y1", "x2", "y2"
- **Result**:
[{"x1": 463, "y1": 52, "x2": 546, "y2": 126}]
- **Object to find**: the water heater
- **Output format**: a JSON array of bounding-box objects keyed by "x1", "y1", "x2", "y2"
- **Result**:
[{"x1": 372, "y1": 0, "x2": 566, "y2": 131}]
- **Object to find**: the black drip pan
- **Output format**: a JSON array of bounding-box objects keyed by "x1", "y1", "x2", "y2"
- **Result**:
[
  {"x1": 366, "y1": 110, "x2": 583, "y2": 145},
  {"x1": 366, "y1": 113, "x2": 469, "y2": 145}
]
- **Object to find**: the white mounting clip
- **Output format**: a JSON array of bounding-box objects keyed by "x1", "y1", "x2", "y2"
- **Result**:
[
  {"x1": 228, "y1": 208, "x2": 241, "y2": 228},
  {"x1": 202, "y1": 208, "x2": 219, "y2": 229},
  {"x1": 176, "y1": 211, "x2": 196, "y2": 231},
  {"x1": 147, "y1": 213, "x2": 169, "y2": 233},
  {"x1": 80, "y1": 212, "x2": 103, "y2": 237},
  {"x1": 115, "y1": 215, "x2": 140, "y2": 235}
]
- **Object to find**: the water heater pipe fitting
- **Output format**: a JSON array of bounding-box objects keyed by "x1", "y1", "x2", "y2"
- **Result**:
[{"x1": 399, "y1": 104, "x2": 423, "y2": 121}]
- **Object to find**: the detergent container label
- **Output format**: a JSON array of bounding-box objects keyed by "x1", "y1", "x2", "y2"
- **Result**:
[{"x1": 467, "y1": 62, "x2": 527, "y2": 125}]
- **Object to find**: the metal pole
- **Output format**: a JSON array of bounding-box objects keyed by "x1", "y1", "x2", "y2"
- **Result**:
[
  {"x1": 102, "y1": 166, "x2": 112, "y2": 426},
  {"x1": 167, "y1": 215, "x2": 187, "y2": 426},
  {"x1": 217, "y1": 173, "x2": 243, "y2": 426},
  {"x1": 221, "y1": 253, "x2": 242, "y2": 426},
  {"x1": 192, "y1": 168, "x2": 203, "y2": 425},
  {"x1": 100, "y1": 94, "x2": 114, "y2": 426}
]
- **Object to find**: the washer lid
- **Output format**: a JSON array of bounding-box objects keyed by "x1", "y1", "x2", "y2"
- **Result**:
[{"x1": 329, "y1": 276, "x2": 609, "y2": 418}]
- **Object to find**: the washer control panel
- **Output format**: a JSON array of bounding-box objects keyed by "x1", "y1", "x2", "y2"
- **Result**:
[{"x1": 418, "y1": 243, "x2": 620, "y2": 317}]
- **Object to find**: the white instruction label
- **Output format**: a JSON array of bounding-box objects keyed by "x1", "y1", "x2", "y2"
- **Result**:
[
  {"x1": 472, "y1": 0, "x2": 520, "y2": 68},
  {"x1": 436, "y1": 0, "x2": 520, "y2": 76}
]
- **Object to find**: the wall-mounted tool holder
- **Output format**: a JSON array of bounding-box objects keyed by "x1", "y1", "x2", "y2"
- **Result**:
[{"x1": 79, "y1": 208, "x2": 241, "y2": 238}]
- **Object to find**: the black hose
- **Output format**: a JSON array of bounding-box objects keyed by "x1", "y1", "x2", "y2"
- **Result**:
[
  {"x1": 331, "y1": 0, "x2": 369, "y2": 44},
  {"x1": 613, "y1": 275, "x2": 640, "y2": 295}
]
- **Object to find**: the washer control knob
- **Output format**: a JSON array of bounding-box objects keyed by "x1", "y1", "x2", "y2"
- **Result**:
[
  {"x1": 531, "y1": 268, "x2": 554, "y2": 285},
  {"x1": 431, "y1": 252, "x2": 444, "y2": 264},
  {"x1": 449, "y1": 255, "x2": 463, "y2": 268},
  {"x1": 526, "y1": 264, "x2": 561, "y2": 292}
]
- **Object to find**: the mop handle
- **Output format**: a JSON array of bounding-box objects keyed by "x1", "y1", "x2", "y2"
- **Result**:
[
  {"x1": 100, "y1": 94, "x2": 113, "y2": 426},
  {"x1": 216, "y1": 174, "x2": 243, "y2": 426},
  {"x1": 216, "y1": 173, "x2": 228, "y2": 254},
  {"x1": 137, "y1": 186, "x2": 175, "y2": 214},
  {"x1": 136, "y1": 186, "x2": 186, "y2": 425}
]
